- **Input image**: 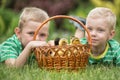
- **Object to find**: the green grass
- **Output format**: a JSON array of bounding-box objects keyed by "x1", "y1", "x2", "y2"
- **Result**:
[{"x1": 0, "y1": 63, "x2": 120, "y2": 80}]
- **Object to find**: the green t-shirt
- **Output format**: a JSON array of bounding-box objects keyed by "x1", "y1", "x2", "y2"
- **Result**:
[
  {"x1": 0, "y1": 34, "x2": 22, "y2": 62},
  {"x1": 80, "y1": 38, "x2": 120, "y2": 66}
]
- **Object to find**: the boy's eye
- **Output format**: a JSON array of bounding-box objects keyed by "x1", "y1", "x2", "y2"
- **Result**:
[
  {"x1": 39, "y1": 33, "x2": 47, "y2": 37},
  {"x1": 98, "y1": 29, "x2": 104, "y2": 32},
  {"x1": 28, "y1": 32, "x2": 34, "y2": 36},
  {"x1": 87, "y1": 27, "x2": 92, "y2": 31}
]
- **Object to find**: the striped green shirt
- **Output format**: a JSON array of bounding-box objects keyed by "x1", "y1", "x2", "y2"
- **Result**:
[
  {"x1": 0, "y1": 34, "x2": 22, "y2": 62},
  {"x1": 80, "y1": 38, "x2": 120, "y2": 66}
]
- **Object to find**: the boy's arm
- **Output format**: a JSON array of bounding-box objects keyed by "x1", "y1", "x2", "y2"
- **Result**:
[{"x1": 5, "y1": 41, "x2": 48, "y2": 67}]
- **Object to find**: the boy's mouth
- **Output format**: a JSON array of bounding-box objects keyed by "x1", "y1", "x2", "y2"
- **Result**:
[{"x1": 91, "y1": 39, "x2": 98, "y2": 43}]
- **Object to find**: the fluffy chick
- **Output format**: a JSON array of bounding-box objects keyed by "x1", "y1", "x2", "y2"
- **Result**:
[
  {"x1": 70, "y1": 36, "x2": 81, "y2": 55},
  {"x1": 59, "y1": 38, "x2": 68, "y2": 46},
  {"x1": 70, "y1": 36, "x2": 80, "y2": 45},
  {"x1": 58, "y1": 38, "x2": 68, "y2": 56}
]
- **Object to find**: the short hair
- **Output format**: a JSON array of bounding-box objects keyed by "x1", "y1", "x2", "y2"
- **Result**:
[
  {"x1": 87, "y1": 7, "x2": 116, "y2": 29},
  {"x1": 18, "y1": 7, "x2": 49, "y2": 30}
]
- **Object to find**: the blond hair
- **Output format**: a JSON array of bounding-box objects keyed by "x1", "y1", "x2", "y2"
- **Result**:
[
  {"x1": 87, "y1": 7, "x2": 116, "y2": 29},
  {"x1": 18, "y1": 7, "x2": 49, "y2": 30}
]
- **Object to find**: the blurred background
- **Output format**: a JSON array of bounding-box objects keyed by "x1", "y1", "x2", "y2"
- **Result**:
[{"x1": 0, "y1": 0, "x2": 120, "y2": 43}]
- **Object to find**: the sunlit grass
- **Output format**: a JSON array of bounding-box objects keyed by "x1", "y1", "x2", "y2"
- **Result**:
[{"x1": 1, "y1": 63, "x2": 120, "y2": 80}]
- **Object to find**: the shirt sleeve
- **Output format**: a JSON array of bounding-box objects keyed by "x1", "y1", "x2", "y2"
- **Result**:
[
  {"x1": 114, "y1": 47, "x2": 120, "y2": 66},
  {"x1": 0, "y1": 42, "x2": 19, "y2": 62}
]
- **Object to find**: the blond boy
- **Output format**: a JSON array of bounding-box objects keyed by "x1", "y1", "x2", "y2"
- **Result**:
[
  {"x1": 81, "y1": 7, "x2": 120, "y2": 66},
  {"x1": 0, "y1": 7, "x2": 49, "y2": 67}
]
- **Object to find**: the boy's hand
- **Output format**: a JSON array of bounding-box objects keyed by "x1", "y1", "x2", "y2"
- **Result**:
[
  {"x1": 48, "y1": 40, "x2": 55, "y2": 46},
  {"x1": 27, "y1": 41, "x2": 49, "y2": 50}
]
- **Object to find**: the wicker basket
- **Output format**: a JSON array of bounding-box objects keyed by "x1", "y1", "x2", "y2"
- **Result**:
[{"x1": 33, "y1": 15, "x2": 91, "y2": 70}]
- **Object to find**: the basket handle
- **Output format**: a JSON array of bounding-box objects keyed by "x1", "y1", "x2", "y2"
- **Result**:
[{"x1": 33, "y1": 15, "x2": 91, "y2": 47}]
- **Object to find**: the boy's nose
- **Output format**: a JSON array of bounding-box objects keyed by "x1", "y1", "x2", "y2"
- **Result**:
[
  {"x1": 36, "y1": 35, "x2": 41, "y2": 41},
  {"x1": 90, "y1": 31, "x2": 96, "y2": 37}
]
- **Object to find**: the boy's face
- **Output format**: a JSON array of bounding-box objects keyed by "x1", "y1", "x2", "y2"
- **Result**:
[
  {"x1": 15, "y1": 21, "x2": 49, "y2": 47},
  {"x1": 86, "y1": 17, "x2": 114, "y2": 47}
]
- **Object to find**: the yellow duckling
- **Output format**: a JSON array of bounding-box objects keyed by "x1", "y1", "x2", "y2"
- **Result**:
[
  {"x1": 59, "y1": 38, "x2": 68, "y2": 46},
  {"x1": 70, "y1": 36, "x2": 80, "y2": 45},
  {"x1": 58, "y1": 38, "x2": 68, "y2": 56},
  {"x1": 70, "y1": 36, "x2": 80, "y2": 55}
]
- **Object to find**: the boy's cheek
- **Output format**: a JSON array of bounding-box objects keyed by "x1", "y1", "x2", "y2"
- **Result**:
[
  {"x1": 85, "y1": 32, "x2": 89, "y2": 37},
  {"x1": 39, "y1": 38, "x2": 46, "y2": 41},
  {"x1": 24, "y1": 34, "x2": 34, "y2": 40}
]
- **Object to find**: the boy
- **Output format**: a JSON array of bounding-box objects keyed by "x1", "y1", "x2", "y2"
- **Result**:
[
  {"x1": 81, "y1": 7, "x2": 120, "y2": 66},
  {"x1": 0, "y1": 7, "x2": 50, "y2": 67}
]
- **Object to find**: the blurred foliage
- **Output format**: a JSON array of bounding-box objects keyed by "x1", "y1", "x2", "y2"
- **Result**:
[
  {"x1": 0, "y1": 0, "x2": 7, "y2": 8},
  {"x1": 0, "y1": 0, "x2": 120, "y2": 43},
  {"x1": 69, "y1": 2, "x2": 95, "y2": 18},
  {"x1": 0, "y1": 0, "x2": 12, "y2": 9},
  {"x1": 0, "y1": 8, "x2": 19, "y2": 43},
  {"x1": 90, "y1": 0, "x2": 120, "y2": 24},
  {"x1": 0, "y1": 0, "x2": 90, "y2": 29},
  {"x1": 61, "y1": 2, "x2": 95, "y2": 33}
]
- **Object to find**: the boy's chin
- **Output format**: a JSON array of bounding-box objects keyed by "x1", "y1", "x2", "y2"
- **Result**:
[{"x1": 91, "y1": 43, "x2": 99, "y2": 47}]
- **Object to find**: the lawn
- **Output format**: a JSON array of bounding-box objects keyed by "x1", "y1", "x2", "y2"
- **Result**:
[{"x1": 0, "y1": 62, "x2": 120, "y2": 80}]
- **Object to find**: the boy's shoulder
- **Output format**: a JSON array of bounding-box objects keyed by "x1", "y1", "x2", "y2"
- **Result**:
[
  {"x1": 0, "y1": 34, "x2": 22, "y2": 49},
  {"x1": 0, "y1": 34, "x2": 22, "y2": 62},
  {"x1": 108, "y1": 39, "x2": 120, "y2": 50},
  {"x1": 108, "y1": 39, "x2": 119, "y2": 44}
]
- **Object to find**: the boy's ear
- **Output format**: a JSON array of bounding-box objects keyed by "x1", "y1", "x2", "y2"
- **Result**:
[
  {"x1": 14, "y1": 27, "x2": 21, "y2": 39},
  {"x1": 109, "y1": 30, "x2": 115, "y2": 40}
]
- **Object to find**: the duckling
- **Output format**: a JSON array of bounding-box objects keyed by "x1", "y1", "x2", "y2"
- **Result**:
[
  {"x1": 50, "y1": 38, "x2": 68, "y2": 57},
  {"x1": 70, "y1": 36, "x2": 80, "y2": 45},
  {"x1": 54, "y1": 37, "x2": 60, "y2": 45},
  {"x1": 70, "y1": 36, "x2": 80, "y2": 55},
  {"x1": 58, "y1": 38, "x2": 68, "y2": 56},
  {"x1": 59, "y1": 38, "x2": 68, "y2": 46}
]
